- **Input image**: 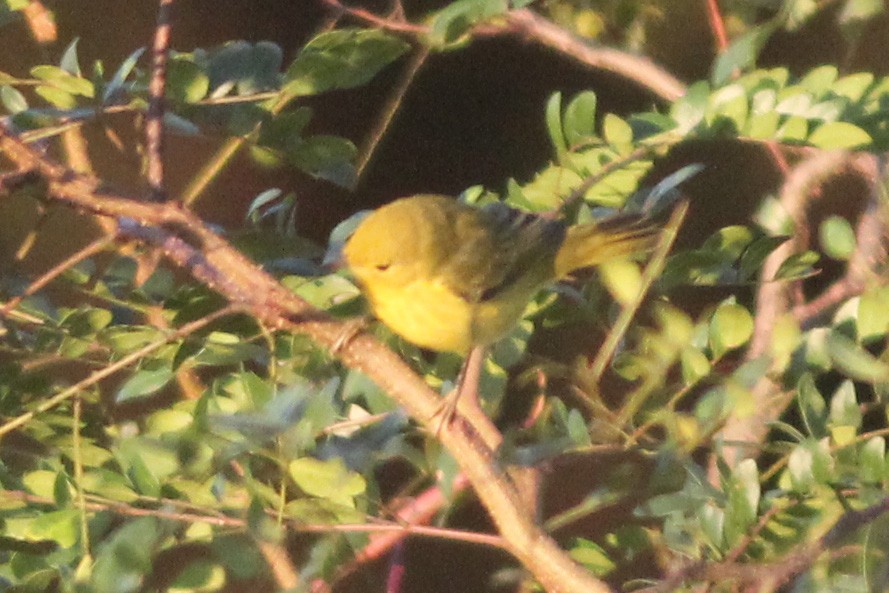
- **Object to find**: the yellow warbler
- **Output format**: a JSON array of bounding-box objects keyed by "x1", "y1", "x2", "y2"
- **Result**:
[{"x1": 343, "y1": 195, "x2": 659, "y2": 354}]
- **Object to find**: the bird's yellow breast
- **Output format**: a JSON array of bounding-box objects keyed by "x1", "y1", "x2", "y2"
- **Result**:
[{"x1": 363, "y1": 275, "x2": 526, "y2": 354}]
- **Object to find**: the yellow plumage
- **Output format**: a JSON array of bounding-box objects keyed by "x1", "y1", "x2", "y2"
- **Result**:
[{"x1": 343, "y1": 194, "x2": 658, "y2": 354}]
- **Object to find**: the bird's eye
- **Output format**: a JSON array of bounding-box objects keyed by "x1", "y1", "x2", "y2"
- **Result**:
[{"x1": 375, "y1": 263, "x2": 391, "y2": 271}]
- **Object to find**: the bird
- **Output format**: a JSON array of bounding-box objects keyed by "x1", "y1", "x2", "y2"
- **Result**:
[{"x1": 341, "y1": 194, "x2": 663, "y2": 421}]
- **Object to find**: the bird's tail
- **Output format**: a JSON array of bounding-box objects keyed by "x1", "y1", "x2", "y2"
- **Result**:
[{"x1": 553, "y1": 213, "x2": 661, "y2": 278}]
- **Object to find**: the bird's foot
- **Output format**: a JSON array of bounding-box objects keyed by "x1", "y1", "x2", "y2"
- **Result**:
[{"x1": 331, "y1": 316, "x2": 371, "y2": 354}]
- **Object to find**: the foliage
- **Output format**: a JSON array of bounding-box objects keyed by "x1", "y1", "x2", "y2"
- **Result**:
[{"x1": 0, "y1": 1, "x2": 887, "y2": 593}]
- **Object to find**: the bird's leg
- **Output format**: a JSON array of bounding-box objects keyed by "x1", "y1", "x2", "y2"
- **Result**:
[
  {"x1": 435, "y1": 346, "x2": 486, "y2": 431},
  {"x1": 331, "y1": 316, "x2": 371, "y2": 354}
]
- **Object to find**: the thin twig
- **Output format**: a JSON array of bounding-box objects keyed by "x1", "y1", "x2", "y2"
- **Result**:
[
  {"x1": 72, "y1": 395, "x2": 91, "y2": 558},
  {"x1": 0, "y1": 233, "x2": 117, "y2": 318},
  {"x1": 0, "y1": 306, "x2": 239, "y2": 439},
  {"x1": 0, "y1": 487, "x2": 506, "y2": 549},
  {"x1": 146, "y1": 0, "x2": 174, "y2": 202},
  {"x1": 703, "y1": 0, "x2": 729, "y2": 52},
  {"x1": 505, "y1": 9, "x2": 686, "y2": 101},
  {"x1": 356, "y1": 45, "x2": 429, "y2": 181},
  {"x1": 321, "y1": 0, "x2": 686, "y2": 102},
  {"x1": 586, "y1": 200, "x2": 689, "y2": 397},
  {"x1": 255, "y1": 539, "x2": 300, "y2": 590}
]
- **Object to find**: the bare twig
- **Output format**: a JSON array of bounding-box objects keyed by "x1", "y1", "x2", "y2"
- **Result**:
[
  {"x1": 146, "y1": 0, "x2": 174, "y2": 202},
  {"x1": 321, "y1": 1, "x2": 686, "y2": 102},
  {"x1": 586, "y1": 200, "x2": 689, "y2": 398},
  {"x1": 0, "y1": 487, "x2": 505, "y2": 550},
  {"x1": 0, "y1": 233, "x2": 117, "y2": 318},
  {"x1": 703, "y1": 0, "x2": 729, "y2": 52},
  {"x1": 256, "y1": 539, "x2": 300, "y2": 590},
  {"x1": 505, "y1": 9, "x2": 686, "y2": 102},
  {"x1": 21, "y1": 1, "x2": 56, "y2": 44},
  {"x1": 356, "y1": 45, "x2": 429, "y2": 181},
  {"x1": 321, "y1": 0, "x2": 425, "y2": 34}
]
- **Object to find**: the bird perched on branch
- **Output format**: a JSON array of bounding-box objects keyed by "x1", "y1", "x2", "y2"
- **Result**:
[{"x1": 340, "y1": 193, "x2": 671, "y2": 422}]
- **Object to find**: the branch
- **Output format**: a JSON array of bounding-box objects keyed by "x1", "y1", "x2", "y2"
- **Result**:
[
  {"x1": 323, "y1": 0, "x2": 686, "y2": 102},
  {"x1": 146, "y1": 0, "x2": 174, "y2": 202},
  {"x1": 504, "y1": 9, "x2": 686, "y2": 101},
  {"x1": 0, "y1": 124, "x2": 611, "y2": 593},
  {"x1": 718, "y1": 152, "x2": 852, "y2": 471}
]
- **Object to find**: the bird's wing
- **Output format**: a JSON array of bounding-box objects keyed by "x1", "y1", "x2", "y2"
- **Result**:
[{"x1": 439, "y1": 202, "x2": 566, "y2": 303}]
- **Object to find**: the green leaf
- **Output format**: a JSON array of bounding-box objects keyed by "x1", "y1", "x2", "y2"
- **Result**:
[
  {"x1": 709, "y1": 84, "x2": 748, "y2": 132},
  {"x1": 739, "y1": 235, "x2": 790, "y2": 280},
  {"x1": 602, "y1": 113, "x2": 632, "y2": 150},
  {"x1": 428, "y1": 0, "x2": 508, "y2": 46},
  {"x1": 289, "y1": 457, "x2": 366, "y2": 506},
  {"x1": 702, "y1": 225, "x2": 755, "y2": 260},
  {"x1": 31, "y1": 65, "x2": 94, "y2": 97},
  {"x1": 205, "y1": 41, "x2": 282, "y2": 96},
  {"x1": 798, "y1": 65, "x2": 839, "y2": 95},
  {"x1": 827, "y1": 331, "x2": 889, "y2": 382},
  {"x1": 60, "y1": 38, "x2": 82, "y2": 76},
  {"x1": 858, "y1": 286, "x2": 889, "y2": 343},
  {"x1": 285, "y1": 134, "x2": 357, "y2": 188},
  {"x1": 82, "y1": 468, "x2": 139, "y2": 502},
  {"x1": 91, "y1": 518, "x2": 160, "y2": 593},
  {"x1": 681, "y1": 347, "x2": 710, "y2": 385},
  {"x1": 724, "y1": 459, "x2": 760, "y2": 547},
  {"x1": 808, "y1": 121, "x2": 872, "y2": 149},
  {"x1": 562, "y1": 90, "x2": 597, "y2": 147},
  {"x1": 100, "y1": 326, "x2": 165, "y2": 354},
  {"x1": 566, "y1": 409, "x2": 591, "y2": 447},
  {"x1": 116, "y1": 368, "x2": 174, "y2": 402},
  {"x1": 831, "y1": 72, "x2": 874, "y2": 102},
  {"x1": 670, "y1": 80, "x2": 709, "y2": 132},
  {"x1": 788, "y1": 443, "x2": 815, "y2": 492},
  {"x1": 103, "y1": 47, "x2": 146, "y2": 103},
  {"x1": 776, "y1": 115, "x2": 809, "y2": 142},
  {"x1": 819, "y1": 215, "x2": 856, "y2": 260},
  {"x1": 569, "y1": 539, "x2": 616, "y2": 576},
  {"x1": 23, "y1": 470, "x2": 60, "y2": 499},
  {"x1": 700, "y1": 504, "x2": 725, "y2": 549},
  {"x1": 860, "y1": 437, "x2": 886, "y2": 483},
  {"x1": 61, "y1": 307, "x2": 113, "y2": 337},
  {"x1": 746, "y1": 111, "x2": 780, "y2": 139},
  {"x1": 797, "y1": 373, "x2": 827, "y2": 438},
  {"x1": 773, "y1": 250, "x2": 819, "y2": 280},
  {"x1": 711, "y1": 23, "x2": 777, "y2": 85},
  {"x1": 283, "y1": 29, "x2": 409, "y2": 97},
  {"x1": 35, "y1": 85, "x2": 76, "y2": 108},
  {"x1": 167, "y1": 57, "x2": 210, "y2": 103},
  {"x1": 828, "y1": 380, "x2": 861, "y2": 446},
  {"x1": 1, "y1": 84, "x2": 27, "y2": 113},
  {"x1": 169, "y1": 560, "x2": 227, "y2": 593},
  {"x1": 546, "y1": 92, "x2": 567, "y2": 157},
  {"x1": 519, "y1": 165, "x2": 582, "y2": 210},
  {"x1": 709, "y1": 302, "x2": 754, "y2": 357},
  {"x1": 28, "y1": 509, "x2": 80, "y2": 548},
  {"x1": 599, "y1": 260, "x2": 642, "y2": 307}
]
